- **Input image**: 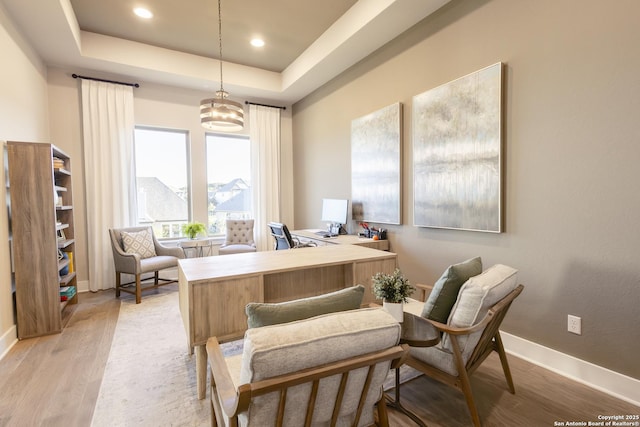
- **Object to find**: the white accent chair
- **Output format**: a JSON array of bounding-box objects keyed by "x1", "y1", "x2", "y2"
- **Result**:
[
  {"x1": 219, "y1": 219, "x2": 257, "y2": 255},
  {"x1": 206, "y1": 308, "x2": 408, "y2": 426}
]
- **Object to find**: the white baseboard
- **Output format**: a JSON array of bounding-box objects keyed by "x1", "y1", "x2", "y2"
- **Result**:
[
  {"x1": 501, "y1": 332, "x2": 640, "y2": 407},
  {"x1": 77, "y1": 279, "x2": 90, "y2": 293},
  {"x1": 0, "y1": 324, "x2": 17, "y2": 361}
]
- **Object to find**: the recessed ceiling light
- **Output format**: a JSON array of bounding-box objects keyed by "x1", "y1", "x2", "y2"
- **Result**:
[
  {"x1": 250, "y1": 38, "x2": 265, "y2": 48},
  {"x1": 134, "y1": 7, "x2": 153, "y2": 19}
]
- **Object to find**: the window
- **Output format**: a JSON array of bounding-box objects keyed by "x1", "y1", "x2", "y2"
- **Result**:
[
  {"x1": 134, "y1": 127, "x2": 189, "y2": 238},
  {"x1": 206, "y1": 133, "x2": 252, "y2": 236}
]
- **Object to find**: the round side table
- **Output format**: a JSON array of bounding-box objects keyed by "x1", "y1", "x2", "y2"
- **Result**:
[{"x1": 178, "y1": 237, "x2": 215, "y2": 258}]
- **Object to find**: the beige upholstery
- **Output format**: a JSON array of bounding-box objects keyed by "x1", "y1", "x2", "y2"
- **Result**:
[
  {"x1": 207, "y1": 308, "x2": 407, "y2": 427},
  {"x1": 219, "y1": 219, "x2": 257, "y2": 255},
  {"x1": 405, "y1": 265, "x2": 523, "y2": 427},
  {"x1": 109, "y1": 226, "x2": 184, "y2": 304}
]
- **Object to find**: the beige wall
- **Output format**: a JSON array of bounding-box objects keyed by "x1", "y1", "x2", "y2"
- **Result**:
[
  {"x1": 292, "y1": 0, "x2": 640, "y2": 379},
  {"x1": 0, "y1": 3, "x2": 50, "y2": 354}
]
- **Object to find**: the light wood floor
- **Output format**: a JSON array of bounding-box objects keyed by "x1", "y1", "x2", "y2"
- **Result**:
[{"x1": 1, "y1": 287, "x2": 638, "y2": 426}]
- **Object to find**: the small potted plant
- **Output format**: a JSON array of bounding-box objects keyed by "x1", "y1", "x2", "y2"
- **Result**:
[
  {"x1": 182, "y1": 222, "x2": 206, "y2": 240},
  {"x1": 371, "y1": 268, "x2": 415, "y2": 322}
]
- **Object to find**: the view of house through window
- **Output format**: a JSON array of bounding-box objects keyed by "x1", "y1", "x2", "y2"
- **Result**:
[
  {"x1": 206, "y1": 133, "x2": 252, "y2": 236},
  {"x1": 134, "y1": 127, "x2": 189, "y2": 238}
]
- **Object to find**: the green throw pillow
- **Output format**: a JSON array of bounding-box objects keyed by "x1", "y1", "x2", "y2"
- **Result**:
[
  {"x1": 421, "y1": 257, "x2": 482, "y2": 324},
  {"x1": 245, "y1": 285, "x2": 365, "y2": 328}
]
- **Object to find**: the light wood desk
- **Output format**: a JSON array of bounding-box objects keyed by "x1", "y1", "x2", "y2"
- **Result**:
[
  {"x1": 291, "y1": 229, "x2": 390, "y2": 251},
  {"x1": 178, "y1": 244, "x2": 397, "y2": 399}
]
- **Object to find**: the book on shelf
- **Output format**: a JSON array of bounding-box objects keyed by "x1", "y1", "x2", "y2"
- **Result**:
[
  {"x1": 60, "y1": 286, "x2": 76, "y2": 298},
  {"x1": 53, "y1": 157, "x2": 65, "y2": 169},
  {"x1": 68, "y1": 252, "x2": 74, "y2": 273}
]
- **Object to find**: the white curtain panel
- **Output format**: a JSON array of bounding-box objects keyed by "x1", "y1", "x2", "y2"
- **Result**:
[
  {"x1": 250, "y1": 104, "x2": 281, "y2": 251},
  {"x1": 81, "y1": 80, "x2": 136, "y2": 291}
]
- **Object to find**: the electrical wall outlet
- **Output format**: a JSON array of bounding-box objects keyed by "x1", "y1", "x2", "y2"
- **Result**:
[{"x1": 568, "y1": 314, "x2": 582, "y2": 335}]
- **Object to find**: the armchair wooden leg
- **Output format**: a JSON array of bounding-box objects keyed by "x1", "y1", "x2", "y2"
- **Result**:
[
  {"x1": 115, "y1": 272, "x2": 121, "y2": 298},
  {"x1": 376, "y1": 396, "x2": 390, "y2": 427},
  {"x1": 135, "y1": 274, "x2": 142, "y2": 304},
  {"x1": 459, "y1": 368, "x2": 482, "y2": 427},
  {"x1": 154, "y1": 271, "x2": 159, "y2": 287},
  {"x1": 495, "y1": 332, "x2": 516, "y2": 393},
  {"x1": 450, "y1": 336, "x2": 482, "y2": 427}
]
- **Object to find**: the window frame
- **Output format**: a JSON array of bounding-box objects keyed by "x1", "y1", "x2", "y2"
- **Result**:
[
  {"x1": 205, "y1": 132, "x2": 253, "y2": 238},
  {"x1": 133, "y1": 126, "x2": 192, "y2": 240}
]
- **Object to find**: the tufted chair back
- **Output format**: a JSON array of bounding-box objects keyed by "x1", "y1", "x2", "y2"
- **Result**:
[
  {"x1": 224, "y1": 219, "x2": 255, "y2": 245},
  {"x1": 219, "y1": 219, "x2": 257, "y2": 255}
]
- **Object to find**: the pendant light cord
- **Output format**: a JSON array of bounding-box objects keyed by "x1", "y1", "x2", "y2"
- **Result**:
[{"x1": 217, "y1": 0, "x2": 224, "y2": 94}]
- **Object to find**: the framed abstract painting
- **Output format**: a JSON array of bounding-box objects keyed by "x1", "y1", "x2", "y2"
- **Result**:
[
  {"x1": 351, "y1": 102, "x2": 402, "y2": 225},
  {"x1": 413, "y1": 63, "x2": 504, "y2": 232}
]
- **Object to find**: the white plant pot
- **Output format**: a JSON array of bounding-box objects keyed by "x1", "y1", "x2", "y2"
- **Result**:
[{"x1": 383, "y1": 300, "x2": 404, "y2": 323}]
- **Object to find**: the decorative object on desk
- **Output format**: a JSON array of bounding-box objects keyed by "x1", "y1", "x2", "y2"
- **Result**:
[
  {"x1": 359, "y1": 222, "x2": 387, "y2": 240},
  {"x1": 371, "y1": 227, "x2": 386, "y2": 240},
  {"x1": 413, "y1": 62, "x2": 503, "y2": 233},
  {"x1": 372, "y1": 268, "x2": 415, "y2": 322},
  {"x1": 359, "y1": 221, "x2": 373, "y2": 238},
  {"x1": 181, "y1": 222, "x2": 206, "y2": 240},
  {"x1": 351, "y1": 102, "x2": 402, "y2": 225}
]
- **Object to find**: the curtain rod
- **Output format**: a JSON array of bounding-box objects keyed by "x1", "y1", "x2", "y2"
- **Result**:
[
  {"x1": 245, "y1": 101, "x2": 286, "y2": 110},
  {"x1": 72, "y1": 73, "x2": 140, "y2": 88}
]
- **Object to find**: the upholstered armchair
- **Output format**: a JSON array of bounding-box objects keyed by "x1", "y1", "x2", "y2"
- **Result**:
[
  {"x1": 219, "y1": 219, "x2": 257, "y2": 255},
  {"x1": 403, "y1": 260, "x2": 524, "y2": 427},
  {"x1": 108, "y1": 226, "x2": 184, "y2": 304},
  {"x1": 206, "y1": 307, "x2": 407, "y2": 427}
]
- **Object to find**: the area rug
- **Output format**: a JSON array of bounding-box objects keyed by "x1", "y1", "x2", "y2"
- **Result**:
[
  {"x1": 91, "y1": 290, "x2": 210, "y2": 427},
  {"x1": 91, "y1": 289, "x2": 421, "y2": 426}
]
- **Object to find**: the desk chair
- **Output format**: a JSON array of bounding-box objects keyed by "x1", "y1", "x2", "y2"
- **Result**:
[{"x1": 268, "y1": 222, "x2": 317, "y2": 250}]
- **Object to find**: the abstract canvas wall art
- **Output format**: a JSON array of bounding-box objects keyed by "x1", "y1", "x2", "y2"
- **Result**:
[
  {"x1": 351, "y1": 102, "x2": 402, "y2": 224},
  {"x1": 413, "y1": 63, "x2": 503, "y2": 232}
]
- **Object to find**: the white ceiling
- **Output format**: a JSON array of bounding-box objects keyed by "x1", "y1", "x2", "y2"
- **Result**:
[{"x1": 2, "y1": 0, "x2": 450, "y2": 103}]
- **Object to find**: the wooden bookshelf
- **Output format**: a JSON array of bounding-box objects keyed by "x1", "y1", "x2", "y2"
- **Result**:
[{"x1": 7, "y1": 141, "x2": 78, "y2": 339}]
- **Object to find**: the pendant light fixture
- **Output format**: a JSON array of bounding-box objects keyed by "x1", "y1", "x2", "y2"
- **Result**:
[{"x1": 200, "y1": 0, "x2": 244, "y2": 131}]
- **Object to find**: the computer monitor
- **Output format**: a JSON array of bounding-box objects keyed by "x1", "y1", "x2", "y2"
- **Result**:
[{"x1": 321, "y1": 198, "x2": 348, "y2": 235}]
